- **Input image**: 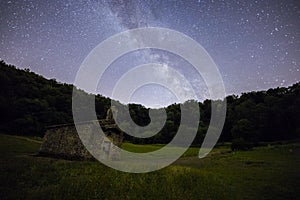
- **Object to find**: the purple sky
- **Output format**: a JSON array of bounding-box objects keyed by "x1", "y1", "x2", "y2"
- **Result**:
[{"x1": 1, "y1": 0, "x2": 299, "y2": 107}]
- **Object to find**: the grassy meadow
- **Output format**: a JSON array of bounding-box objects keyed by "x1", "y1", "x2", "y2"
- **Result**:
[{"x1": 0, "y1": 133, "x2": 299, "y2": 200}]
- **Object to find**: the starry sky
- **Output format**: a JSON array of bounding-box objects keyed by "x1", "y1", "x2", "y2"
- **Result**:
[{"x1": 0, "y1": 0, "x2": 299, "y2": 107}]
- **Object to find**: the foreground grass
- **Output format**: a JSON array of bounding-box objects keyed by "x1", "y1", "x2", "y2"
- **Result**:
[
  {"x1": 0, "y1": 134, "x2": 299, "y2": 200},
  {"x1": 122, "y1": 143, "x2": 203, "y2": 157}
]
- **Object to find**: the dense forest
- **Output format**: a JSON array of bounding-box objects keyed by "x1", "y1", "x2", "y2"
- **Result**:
[{"x1": 0, "y1": 60, "x2": 299, "y2": 148}]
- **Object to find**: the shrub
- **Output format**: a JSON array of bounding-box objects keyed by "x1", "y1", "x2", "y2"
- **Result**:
[{"x1": 231, "y1": 138, "x2": 253, "y2": 151}]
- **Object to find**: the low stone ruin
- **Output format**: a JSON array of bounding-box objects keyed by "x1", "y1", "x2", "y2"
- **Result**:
[{"x1": 39, "y1": 118, "x2": 123, "y2": 161}]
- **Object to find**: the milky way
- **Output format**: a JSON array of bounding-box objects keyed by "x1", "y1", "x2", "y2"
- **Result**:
[{"x1": 0, "y1": 0, "x2": 299, "y2": 107}]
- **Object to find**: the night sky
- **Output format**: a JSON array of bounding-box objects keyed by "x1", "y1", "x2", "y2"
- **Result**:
[{"x1": 1, "y1": 0, "x2": 299, "y2": 107}]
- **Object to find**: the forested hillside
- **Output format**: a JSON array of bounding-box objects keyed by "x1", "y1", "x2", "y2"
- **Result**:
[
  {"x1": 0, "y1": 60, "x2": 111, "y2": 136},
  {"x1": 0, "y1": 60, "x2": 299, "y2": 146}
]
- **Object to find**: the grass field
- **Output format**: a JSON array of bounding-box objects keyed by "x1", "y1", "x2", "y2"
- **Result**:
[
  {"x1": 121, "y1": 142, "x2": 211, "y2": 157},
  {"x1": 0, "y1": 134, "x2": 299, "y2": 200}
]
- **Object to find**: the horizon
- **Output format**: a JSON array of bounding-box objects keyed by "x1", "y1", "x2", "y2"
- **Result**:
[{"x1": 1, "y1": 59, "x2": 299, "y2": 109}]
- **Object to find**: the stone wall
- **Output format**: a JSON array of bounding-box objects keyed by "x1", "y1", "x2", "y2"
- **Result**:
[{"x1": 39, "y1": 120, "x2": 123, "y2": 161}]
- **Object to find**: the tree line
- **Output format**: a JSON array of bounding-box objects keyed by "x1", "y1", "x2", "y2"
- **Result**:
[{"x1": 0, "y1": 60, "x2": 299, "y2": 147}]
